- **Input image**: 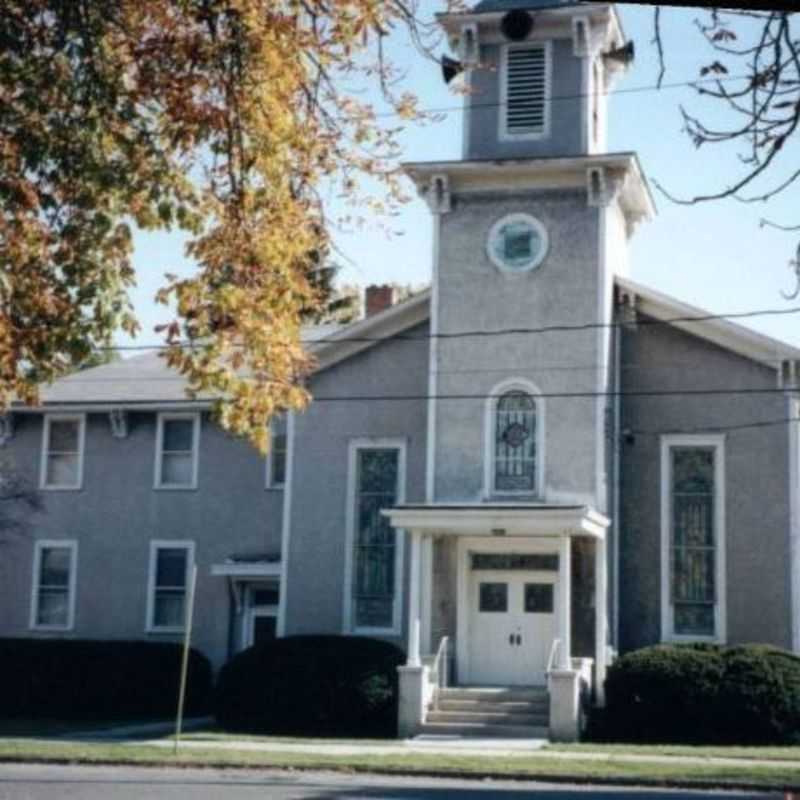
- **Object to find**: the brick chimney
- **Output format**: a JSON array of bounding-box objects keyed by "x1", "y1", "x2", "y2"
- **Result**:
[{"x1": 365, "y1": 284, "x2": 396, "y2": 318}]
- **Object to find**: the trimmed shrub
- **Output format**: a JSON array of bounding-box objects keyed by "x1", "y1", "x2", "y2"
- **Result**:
[
  {"x1": 214, "y1": 635, "x2": 405, "y2": 737},
  {"x1": 0, "y1": 638, "x2": 212, "y2": 720},
  {"x1": 592, "y1": 643, "x2": 800, "y2": 745}
]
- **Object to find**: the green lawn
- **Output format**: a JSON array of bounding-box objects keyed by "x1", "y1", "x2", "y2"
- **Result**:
[
  {"x1": 547, "y1": 743, "x2": 800, "y2": 762},
  {"x1": 0, "y1": 739, "x2": 798, "y2": 790}
]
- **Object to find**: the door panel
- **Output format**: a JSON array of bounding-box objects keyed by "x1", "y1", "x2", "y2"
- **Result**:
[{"x1": 468, "y1": 568, "x2": 555, "y2": 686}]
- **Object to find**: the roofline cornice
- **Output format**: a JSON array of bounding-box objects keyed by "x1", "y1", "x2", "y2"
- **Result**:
[{"x1": 616, "y1": 275, "x2": 800, "y2": 370}]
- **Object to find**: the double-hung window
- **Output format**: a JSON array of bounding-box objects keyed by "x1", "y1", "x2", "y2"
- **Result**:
[
  {"x1": 661, "y1": 435, "x2": 726, "y2": 642},
  {"x1": 41, "y1": 415, "x2": 85, "y2": 490},
  {"x1": 147, "y1": 541, "x2": 194, "y2": 632},
  {"x1": 155, "y1": 413, "x2": 199, "y2": 489},
  {"x1": 346, "y1": 440, "x2": 405, "y2": 634},
  {"x1": 30, "y1": 540, "x2": 77, "y2": 630},
  {"x1": 266, "y1": 416, "x2": 287, "y2": 489}
]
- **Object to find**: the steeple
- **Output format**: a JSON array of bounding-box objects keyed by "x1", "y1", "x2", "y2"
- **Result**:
[{"x1": 438, "y1": 1, "x2": 629, "y2": 161}]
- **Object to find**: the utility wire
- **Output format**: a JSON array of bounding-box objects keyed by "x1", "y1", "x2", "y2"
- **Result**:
[
  {"x1": 373, "y1": 71, "x2": 757, "y2": 120},
  {"x1": 629, "y1": 415, "x2": 800, "y2": 439},
  {"x1": 59, "y1": 357, "x2": 786, "y2": 382},
  {"x1": 95, "y1": 304, "x2": 800, "y2": 351}
]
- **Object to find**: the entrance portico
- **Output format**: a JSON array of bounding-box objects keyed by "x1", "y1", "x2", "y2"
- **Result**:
[{"x1": 383, "y1": 504, "x2": 610, "y2": 741}]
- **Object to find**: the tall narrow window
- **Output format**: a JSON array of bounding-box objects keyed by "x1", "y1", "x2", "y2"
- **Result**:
[
  {"x1": 147, "y1": 542, "x2": 193, "y2": 632},
  {"x1": 30, "y1": 541, "x2": 77, "y2": 630},
  {"x1": 155, "y1": 413, "x2": 199, "y2": 489},
  {"x1": 662, "y1": 437, "x2": 725, "y2": 642},
  {"x1": 494, "y1": 390, "x2": 537, "y2": 493},
  {"x1": 266, "y1": 416, "x2": 287, "y2": 488},
  {"x1": 349, "y1": 445, "x2": 403, "y2": 632},
  {"x1": 502, "y1": 44, "x2": 549, "y2": 138},
  {"x1": 41, "y1": 415, "x2": 85, "y2": 490}
]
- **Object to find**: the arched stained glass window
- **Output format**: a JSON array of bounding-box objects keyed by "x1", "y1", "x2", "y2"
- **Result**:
[{"x1": 494, "y1": 390, "x2": 537, "y2": 493}]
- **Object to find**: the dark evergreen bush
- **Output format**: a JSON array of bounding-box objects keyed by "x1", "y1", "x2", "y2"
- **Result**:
[
  {"x1": 214, "y1": 635, "x2": 405, "y2": 737},
  {"x1": 0, "y1": 638, "x2": 212, "y2": 720},
  {"x1": 592, "y1": 643, "x2": 800, "y2": 745}
]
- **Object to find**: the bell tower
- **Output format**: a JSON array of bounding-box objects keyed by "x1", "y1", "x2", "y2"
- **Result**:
[
  {"x1": 443, "y1": 0, "x2": 631, "y2": 160},
  {"x1": 405, "y1": 1, "x2": 654, "y2": 511}
]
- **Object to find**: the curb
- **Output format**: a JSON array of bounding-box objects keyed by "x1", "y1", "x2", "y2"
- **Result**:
[{"x1": 0, "y1": 753, "x2": 798, "y2": 792}]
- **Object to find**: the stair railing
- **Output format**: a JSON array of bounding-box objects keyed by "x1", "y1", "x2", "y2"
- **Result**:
[
  {"x1": 545, "y1": 638, "x2": 561, "y2": 691},
  {"x1": 432, "y1": 635, "x2": 449, "y2": 710}
]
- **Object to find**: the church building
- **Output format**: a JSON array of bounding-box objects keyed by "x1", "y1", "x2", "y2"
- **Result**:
[{"x1": 2, "y1": 0, "x2": 800, "y2": 741}]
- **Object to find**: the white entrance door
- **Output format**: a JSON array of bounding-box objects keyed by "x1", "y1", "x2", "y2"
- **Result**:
[
  {"x1": 242, "y1": 583, "x2": 279, "y2": 649},
  {"x1": 468, "y1": 569, "x2": 556, "y2": 686}
]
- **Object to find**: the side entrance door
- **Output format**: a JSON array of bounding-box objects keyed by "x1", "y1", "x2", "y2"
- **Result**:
[{"x1": 468, "y1": 569, "x2": 556, "y2": 686}]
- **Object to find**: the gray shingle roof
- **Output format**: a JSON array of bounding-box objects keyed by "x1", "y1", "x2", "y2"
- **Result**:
[
  {"x1": 472, "y1": 0, "x2": 584, "y2": 12},
  {"x1": 30, "y1": 323, "x2": 343, "y2": 406}
]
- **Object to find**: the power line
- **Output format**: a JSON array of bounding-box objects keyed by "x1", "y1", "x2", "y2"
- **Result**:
[
  {"x1": 60, "y1": 356, "x2": 785, "y2": 383},
  {"x1": 373, "y1": 71, "x2": 757, "y2": 120},
  {"x1": 630, "y1": 415, "x2": 800, "y2": 439},
  {"x1": 305, "y1": 387, "x2": 793, "y2": 402},
  {"x1": 96, "y1": 304, "x2": 800, "y2": 351}
]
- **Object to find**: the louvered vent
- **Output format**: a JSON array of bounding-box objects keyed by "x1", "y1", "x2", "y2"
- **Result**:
[{"x1": 505, "y1": 47, "x2": 548, "y2": 136}]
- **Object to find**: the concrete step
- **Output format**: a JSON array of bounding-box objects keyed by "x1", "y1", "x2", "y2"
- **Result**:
[
  {"x1": 419, "y1": 721, "x2": 549, "y2": 739},
  {"x1": 438, "y1": 687, "x2": 549, "y2": 704},
  {"x1": 427, "y1": 710, "x2": 549, "y2": 726},
  {"x1": 437, "y1": 699, "x2": 548, "y2": 714}
]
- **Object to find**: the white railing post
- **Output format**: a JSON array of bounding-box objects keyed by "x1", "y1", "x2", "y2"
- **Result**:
[
  {"x1": 557, "y1": 535, "x2": 572, "y2": 671},
  {"x1": 407, "y1": 530, "x2": 422, "y2": 667}
]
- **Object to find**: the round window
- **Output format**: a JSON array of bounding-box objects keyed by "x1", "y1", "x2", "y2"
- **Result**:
[{"x1": 487, "y1": 213, "x2": 549, "y2": 273}]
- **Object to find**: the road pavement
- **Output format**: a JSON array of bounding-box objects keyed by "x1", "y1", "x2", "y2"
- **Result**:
[{"x1": 0, "y1": 764, "x2": 781, "y2": 799}]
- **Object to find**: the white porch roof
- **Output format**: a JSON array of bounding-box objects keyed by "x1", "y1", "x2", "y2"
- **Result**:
[{"x1": 383, "y1": 504, "x2": 609, "y2": 539}]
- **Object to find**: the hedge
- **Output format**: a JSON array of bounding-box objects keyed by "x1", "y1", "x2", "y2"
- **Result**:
[
  {"x1": 591, "y1": 643, "x2": 800, "y2": 745},
  {"x1": 214, "y1": 635, "x2": 405, "y2": 737},
  {"x1": 0, "y1": 638, "x2": 212, "y2": 720}
]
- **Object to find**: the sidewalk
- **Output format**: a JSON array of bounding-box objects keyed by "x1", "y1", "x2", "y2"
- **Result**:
[{"x1": 122, "y1": 734, "x2": 800, "y2": 772}]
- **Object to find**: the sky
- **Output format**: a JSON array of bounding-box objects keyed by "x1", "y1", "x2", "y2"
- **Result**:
[{"x1": 125, "y1": 3, "x2": 800, "y2": 350}]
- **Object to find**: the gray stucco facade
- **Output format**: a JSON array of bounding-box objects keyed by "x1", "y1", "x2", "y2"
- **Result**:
[
  {"x1": 618, "y1": 317, "x2": 794, "y2": 652},
  {"x1": 0, "y1": 411, "x2": 283, "y2": 669}
]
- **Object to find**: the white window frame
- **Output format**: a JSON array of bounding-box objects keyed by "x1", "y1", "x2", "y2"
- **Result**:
[
  {"x1": 154, "y1": 412, "x2": 200, "y2": 490},
  {"x1": 499, "y1": 41, "x2": 552, "y2": 143},
  {"x1": 29, "y1": 539, "x2": 78, "y2": 631},
  {"x1": 146, "y1": 540, "x2": 195, "y2": 634},
  {"x1": 660, "y1": 434, "x2": 727, "y2": 644},
  {"x1": 343, "y1": 438, "x2": 407, "y2": 636},
  {"x1": 40, "y1": 414, "x2": 86, "y2": 491},
  {"x1": 265, "y1": 416, "x2": 287, "y2": 490},
  {"x1": 484, "y1": 378, "x2": 545, "y2": 499}
]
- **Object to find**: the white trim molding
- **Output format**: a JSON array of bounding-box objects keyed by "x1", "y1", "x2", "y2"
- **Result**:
[
  {"x1": 30, "y1": 539, "x2": 78, "y2": 632},
  {"x1": 265, "y1": 415, "x2": 288, "y2": 490},
  {"x1": 343, "y1": 437, "x2": 407, "y2": 637},
  {"x1": 790, "y1": 397, "x2": 800, "y2": 653},
  {"x1": 146, "y1": 539, "x2": 196, "y2": 634},
  {"x1": 0, "y1": 413, "x2": 14, "y2": 446},
  {"x1": 277, "y1": 411, "x2": 295, "y2": 637},
  {"x1": 660, "y1": 434, "x2": 727, "y2": 644},
  {"x1": 154, "y1": 412, "x2": 200, "y2": 490},
  {"x1": 39, "y1": 413, "x2": 86, "y2": 491},
  {"x1": 483, "y1": 377, "x2": 545, "y2": 500}
]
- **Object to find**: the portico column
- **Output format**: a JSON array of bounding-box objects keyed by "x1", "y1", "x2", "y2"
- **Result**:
[
  {"x1": 407, "y1": 529, "x2": 422, "y2": 667},
  {"x1": 595, "y1": 536, "x2": 608, "y2": 705},
  {"x1": 557, "y1": 534, "x2": 572, "y2": 670}
]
